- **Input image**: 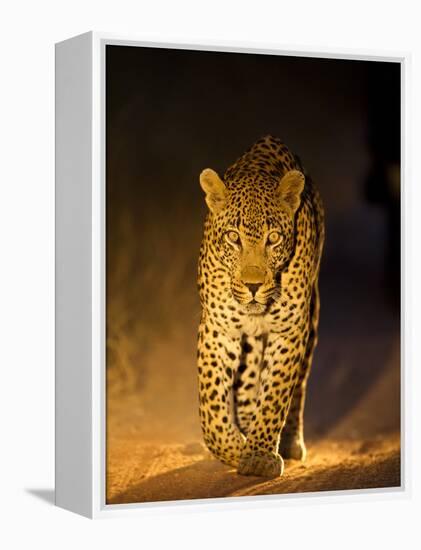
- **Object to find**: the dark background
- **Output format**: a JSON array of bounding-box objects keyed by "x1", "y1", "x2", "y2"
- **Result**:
[{"x1": 106, "y1": 45, "x2": 400, "y2": 447}]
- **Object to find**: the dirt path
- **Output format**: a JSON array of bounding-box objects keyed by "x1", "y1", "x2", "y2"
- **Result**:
[
  {"x1": 106, "y1": 355, "x2": 400, "y2": 505},
  {"x1": 107, "y1": 433, "x2": 399, "y2": 504}
]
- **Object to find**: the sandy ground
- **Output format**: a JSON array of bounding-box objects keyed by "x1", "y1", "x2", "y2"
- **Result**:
[
  {"x1": 107, "y1": 433, "x2": 399, "y2": 505},
  {"x1": 106, "y1": 327, "x2": 401, "y2": 505}
]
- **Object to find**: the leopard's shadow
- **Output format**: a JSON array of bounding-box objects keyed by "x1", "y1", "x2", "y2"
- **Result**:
[{"x1": 107, "y1": 457, "x2": 273, "y2": 505}]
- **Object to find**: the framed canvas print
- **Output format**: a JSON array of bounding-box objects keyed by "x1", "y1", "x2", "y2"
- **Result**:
[{"x1": 55, "y1": 32, "x2": 407, "y2": 518}]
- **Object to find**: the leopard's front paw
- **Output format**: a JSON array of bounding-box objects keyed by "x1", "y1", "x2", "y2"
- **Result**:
[
  {"x1": 238, "y1": 450, "x2": 284, "y2": 477},
  {"x1": 279, "y1": 437, "x2": 307, "y2": 461}
]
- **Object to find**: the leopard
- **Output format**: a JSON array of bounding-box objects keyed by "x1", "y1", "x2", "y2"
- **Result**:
[{"x1": 197, "y1": 135, "x2": 324, "y2": 477}]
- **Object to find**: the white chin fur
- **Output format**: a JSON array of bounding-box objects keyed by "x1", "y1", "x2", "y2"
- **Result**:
[{"x1": 244, "y1": 302, "x2": 267, "y2": 315}]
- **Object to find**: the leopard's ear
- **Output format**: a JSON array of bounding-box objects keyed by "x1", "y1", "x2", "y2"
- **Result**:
[
  {"x1": 199, "y1": 168, "x2": 227, "y2": 214},
  {"x1": 277, "y1": 170, "x2": 305, "y2": 213}
]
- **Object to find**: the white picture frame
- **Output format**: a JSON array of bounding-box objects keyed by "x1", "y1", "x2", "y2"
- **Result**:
[{"x1": 55, "y1": 31, "x2": 409, "y2": 519}]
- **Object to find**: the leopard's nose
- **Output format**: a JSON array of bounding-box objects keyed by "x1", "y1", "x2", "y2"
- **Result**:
[
  {"x1": 245, "y1": 282, "x2": 262, "y2": 296},
  {"x1": 241, "y1": 265, "x2": 265, "y2": 296}
]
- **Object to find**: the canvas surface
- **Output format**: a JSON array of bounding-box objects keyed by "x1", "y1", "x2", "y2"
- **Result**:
[{"x1": 105, "y1": 45, "x2": 401, "y2": 504}]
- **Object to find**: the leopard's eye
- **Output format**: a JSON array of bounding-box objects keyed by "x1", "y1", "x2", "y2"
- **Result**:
[
  {"x1": 225, "y1": 230, "x2": 241, "y2": 246},
  {"x1": 267, "y1": 231, "x2": 282, "y2": 245}
]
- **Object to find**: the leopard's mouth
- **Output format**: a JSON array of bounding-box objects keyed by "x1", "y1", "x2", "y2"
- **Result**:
[{"x1": 243, "y1": 298, "x2": 274, "y2": 316}]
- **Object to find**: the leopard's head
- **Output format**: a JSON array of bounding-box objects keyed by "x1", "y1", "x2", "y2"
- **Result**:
[{"x1": 200, "y1": 167, "x2": 304, "y2": 315}]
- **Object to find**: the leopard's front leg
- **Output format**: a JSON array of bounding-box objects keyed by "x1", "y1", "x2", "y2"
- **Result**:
[
  {"x1": 238, "y1": 330, "x2": 307, "y2": 477},
  {"x1": 280, "y1": 283, "x2": 320, "y2": 460},
  {"x1": 198, "y1": 322, "x2": 246, "y2": 468}
]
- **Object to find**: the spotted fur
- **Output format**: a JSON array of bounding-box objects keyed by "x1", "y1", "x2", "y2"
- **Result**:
[{"x1": 197, "y1": 135, "x2": 324, "y2": 477}]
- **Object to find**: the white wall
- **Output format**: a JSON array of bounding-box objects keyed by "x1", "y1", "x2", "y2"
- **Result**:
[{"x1": 0, "y1": 0, "x2": 420, "y2": 548}]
